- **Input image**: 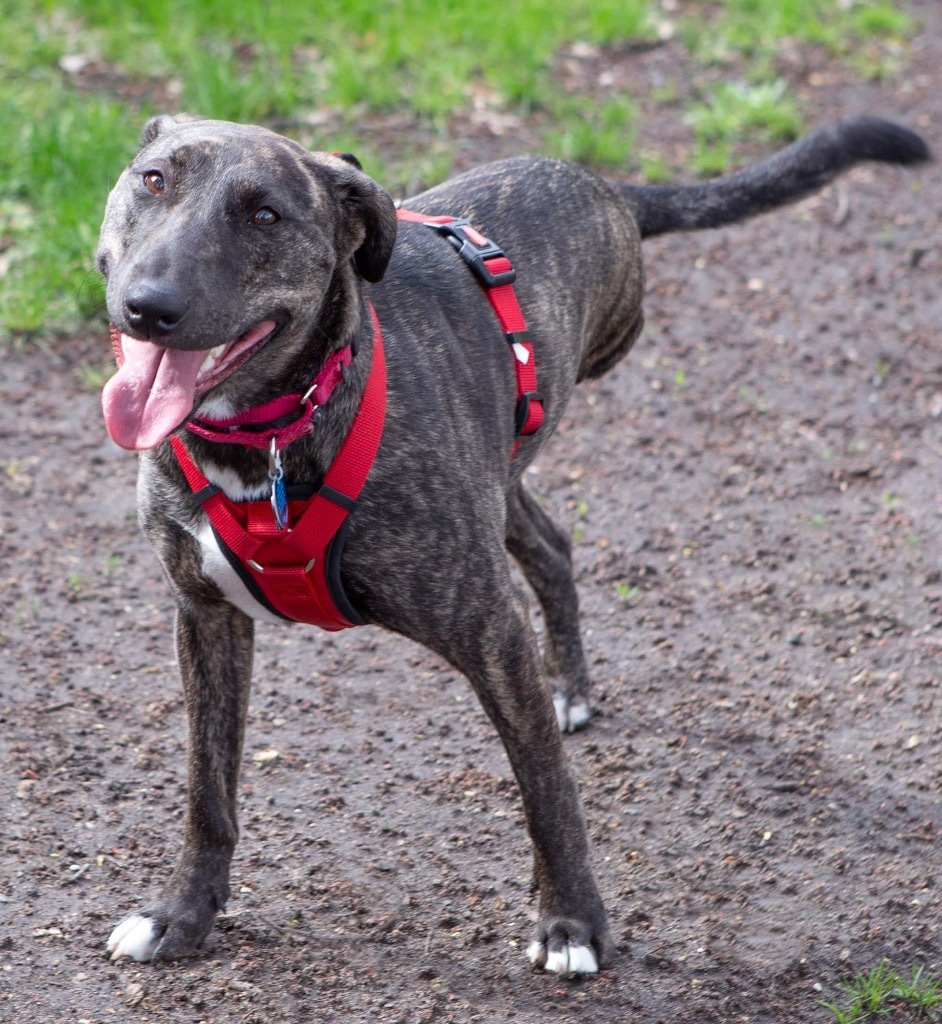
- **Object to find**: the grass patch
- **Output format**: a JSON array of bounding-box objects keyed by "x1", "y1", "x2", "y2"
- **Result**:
[
  {"x1": 678, "y1": 0, "x2": 912, "y2": 174},
  {"x1": 542, "y1": 96, "x2": 636, "y2": 167},
  {"x1": 685, "y1": 78, "x2": 802, "y2": 176},
  {"x1": 0, "y1": 0, "x2": 652, "y2": 337},
  {"x1": 0, "y1": 0, "x2": 917, "y2": 338},
  {"x1": 56, "y1": 0, "x2": 653, "y2": 119},
  {"x1": 820, "y1": 962, "x2": 942, "y2": 1022},
  {"x1": 680, "y1": 0, "x2": 910, "y2": 75},
  {"x1": 0, "y1": 89, "x2": 132, "y2": 332}
]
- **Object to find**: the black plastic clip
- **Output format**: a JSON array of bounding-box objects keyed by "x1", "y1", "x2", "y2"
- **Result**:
[
  {"x1": 514, "y1": 392, "x2": 543, "y2": 436},
  {"x1": 190, "y1": 483, "x2": 221, "y2": 509},
  {"x1": 429, "y1": 219, "x2": 517, "y2": 289}
]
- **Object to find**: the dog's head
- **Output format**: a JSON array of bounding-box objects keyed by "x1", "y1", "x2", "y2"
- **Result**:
[{"x1": 97, "y1": 114, "x2": 397, "y2": 451}]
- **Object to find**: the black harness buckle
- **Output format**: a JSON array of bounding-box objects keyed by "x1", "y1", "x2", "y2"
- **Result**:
[
  {"x1": 514, "y1": 391, "x2": 543, "y2": 436},
  {"x1": 429, "y1": 219, "x2": 517, "y2": 289},
  {"x1": 189, "y1": 483, "x2": 222, "y2": 509}
]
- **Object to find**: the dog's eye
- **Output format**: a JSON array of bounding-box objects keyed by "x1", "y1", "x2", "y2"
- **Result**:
[
  {"x1": 143, "y1": 171, "x2": 165, "y2": 195},
  {"x1": 252, "y1": 207, "x2": 280, "y2": 227}
]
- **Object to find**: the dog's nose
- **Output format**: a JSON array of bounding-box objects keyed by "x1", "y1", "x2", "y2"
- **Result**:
[{"x1": 124, "y1": 281, "x2": 189, "y2": 338}]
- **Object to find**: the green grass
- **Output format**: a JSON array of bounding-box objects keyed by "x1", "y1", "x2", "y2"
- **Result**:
[
  {"x1": 0, "y1": 0, "x2": 652, "y2": 336},
  {"x1": 820, "y1": 962, "x2": 942, "y2": 1022},
  {"x1": 685, "y1": 78, "x2": 802, "y2": 176},
  {"x1": 46, "y1": 0, "x2": 653, "y2": 119},
  {"x1": 0, "y1": 0, "x2": 916, "y2": 338},
  {"x1": 543, "y1": 96, "x2": 637, "y2": 166},
  {"x1": 0, "y1": 90, "x2": 133, "y2": 332},
  {"x1": 680, "y1": 0, "x2": 910, "y2": 73},
  {"x1": 679, "y1": 0, "x2": 910, "y2": 175}
]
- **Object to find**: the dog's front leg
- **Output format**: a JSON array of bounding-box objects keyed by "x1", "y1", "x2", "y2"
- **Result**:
[
  {"x1": 452, "y1": 594, "x2": 612, "y2": 975},
  {"x1": 107, "y1": 601, "x2": 254, "y2": 962}
]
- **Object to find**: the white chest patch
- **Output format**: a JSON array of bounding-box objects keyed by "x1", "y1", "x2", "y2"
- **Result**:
[
  {"x1": 181, "y1": 458, "x2": 286, "y2": 625},
  {"x1": 203, "y1": 462, "x2": 270, "y2": 503},
  {"x1": 196, "y1": 521, "x2": 285, "y2": 624}
]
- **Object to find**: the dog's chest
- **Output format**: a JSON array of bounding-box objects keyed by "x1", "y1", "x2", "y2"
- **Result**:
[
  {"x1": 194, "y1": 520, "x2": 284, "y2": 624},
  {"x1": 182, "y1": 464, "x2": 286, "y2": 625}
]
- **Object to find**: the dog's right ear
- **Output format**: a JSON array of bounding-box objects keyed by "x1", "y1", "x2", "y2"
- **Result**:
[{"x1": 138, "y1": 113, "x2": 208, "y2": 150}]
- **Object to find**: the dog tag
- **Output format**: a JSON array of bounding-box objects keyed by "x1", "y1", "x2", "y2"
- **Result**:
[{"x1": 268, "y1": 440, "x2": 288, "y2": 531}]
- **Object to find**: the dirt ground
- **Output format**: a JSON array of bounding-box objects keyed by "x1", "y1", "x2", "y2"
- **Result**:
[{"x1": 1, "y1": 2, "x2": 939, "y2": 1021}]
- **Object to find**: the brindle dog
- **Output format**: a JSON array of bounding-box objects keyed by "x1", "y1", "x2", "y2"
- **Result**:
[{"x1": 99, "y1": 114, "x2": 928, "y2": 974}]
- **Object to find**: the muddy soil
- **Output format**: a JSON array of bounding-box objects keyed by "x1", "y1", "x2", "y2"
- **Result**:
[{"x1": 1, "y1": 2, "x2": 939, "y2": 1021}]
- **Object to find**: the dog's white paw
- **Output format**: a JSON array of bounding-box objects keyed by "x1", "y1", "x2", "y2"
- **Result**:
[
  {"x1": 527, "y1": 939, "x2": 598, "y2": 975},
  {"x1": 553, "y1": 695, "x2": 592, "y2": 733},
  {"x1": 107, "y1": 914, "x2": 161, "y2": 962}
]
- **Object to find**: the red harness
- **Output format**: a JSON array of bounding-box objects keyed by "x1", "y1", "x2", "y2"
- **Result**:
[
  {"x1": 170, "y1": 216, "x2": 542, "y2": 629},
  {"x1": 396, "y1": 210, "x2": 544, "y2": 449},
  {"x1": 170, "y1": 308, "x2": 386, "y2": 630}
]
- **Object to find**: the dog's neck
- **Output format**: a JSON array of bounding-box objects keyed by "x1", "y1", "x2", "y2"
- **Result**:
[{"x1": 161, "y1": 278, "x2": 377, "y2": 501}]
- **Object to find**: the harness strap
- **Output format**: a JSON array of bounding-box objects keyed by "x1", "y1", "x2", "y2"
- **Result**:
[
  {"x1": 170, "y1": 307, "x2": 386, "y2": 630},
  {"x1": 396, "y1": 209, "x2": 544, "y2": 453},
  {"x1": 165, "y1": 209, "x2": 537, "y2": 630}
]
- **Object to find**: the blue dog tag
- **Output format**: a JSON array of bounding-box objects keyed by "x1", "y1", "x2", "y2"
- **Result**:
[{"x1": 269, "y1": 440, "x2": 288, "y2": 531}]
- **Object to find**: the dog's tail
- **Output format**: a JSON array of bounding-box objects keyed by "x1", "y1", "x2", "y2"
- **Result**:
[{"x1": 618, "y1": 117, "x2": 931, "y2": 240}]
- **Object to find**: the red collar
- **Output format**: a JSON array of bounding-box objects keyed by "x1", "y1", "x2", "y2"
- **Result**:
[{"x1": 185, "y1": 344, "x2": 354, "y2": 450}]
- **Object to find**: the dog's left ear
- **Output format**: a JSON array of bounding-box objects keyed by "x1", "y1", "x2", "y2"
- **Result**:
[
  {"x1": 332, "y1": 151, "x2": 363, "y2": 171},
  {"x1": 328, "y1": 159, "x2": 398, "y2": 283}
]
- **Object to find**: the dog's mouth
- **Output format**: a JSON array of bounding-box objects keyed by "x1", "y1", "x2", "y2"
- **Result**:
[{"x1": 101, "y1": 320, "x2": 278, "y2": 451}]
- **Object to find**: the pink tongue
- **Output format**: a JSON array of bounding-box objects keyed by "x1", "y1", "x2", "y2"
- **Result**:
[{"x1": 102, "y1": 335, "x2": 208, "y2": 450}]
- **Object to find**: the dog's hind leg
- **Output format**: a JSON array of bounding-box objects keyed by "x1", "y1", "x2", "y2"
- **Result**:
[
  {"x1": 107, "y1": 602, "x2": 254, "y2": 962},
  {"x1": 505, "y1": 481, "x2": 592, "y2": 732}
]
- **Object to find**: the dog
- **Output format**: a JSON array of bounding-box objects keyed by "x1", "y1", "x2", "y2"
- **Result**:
[{"x1": 97, "y1": 113, "x2": 929, "y2": 974}]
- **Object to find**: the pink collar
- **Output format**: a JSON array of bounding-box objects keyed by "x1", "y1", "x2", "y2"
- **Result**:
[{"x1": 185, "y1": 345, "x2": 353, "y2": 450}]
